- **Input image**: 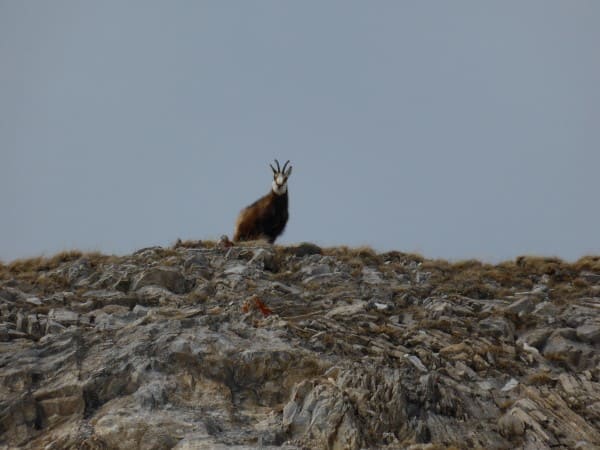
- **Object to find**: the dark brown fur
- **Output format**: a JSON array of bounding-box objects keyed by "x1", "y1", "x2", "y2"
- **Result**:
[{"x1": 234, "y1": 190, "x2": 289, "y2": 243}]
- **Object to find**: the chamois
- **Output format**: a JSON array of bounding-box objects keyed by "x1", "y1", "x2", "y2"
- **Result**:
[{"x1": 233, "y1": 159, "x2": 292, "y2": 244}]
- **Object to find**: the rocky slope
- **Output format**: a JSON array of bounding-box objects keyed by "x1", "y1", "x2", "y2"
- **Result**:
[{"x1": 1, "y1": 242, "x2": 599, "y2": 449}]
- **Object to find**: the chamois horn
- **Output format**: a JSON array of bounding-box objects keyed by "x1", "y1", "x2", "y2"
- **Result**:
[
  {"x1": 281, "y1": 160, "x2": 290, "y2": 173},
  {"x1": 270, "y1": 159, "x2": 281, "y2": 174}
]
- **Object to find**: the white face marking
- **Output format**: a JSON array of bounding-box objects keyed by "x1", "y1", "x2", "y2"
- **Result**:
[
  {"x1": 269, "y1": 161, "x2": 292, "y2": 195},
  {"x1": 272, "y1": 173, "x2": 288, "y2": 195}
]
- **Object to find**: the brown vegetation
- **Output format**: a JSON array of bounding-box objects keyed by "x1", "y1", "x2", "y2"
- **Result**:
[
  {"x1": 574, "y1": 255, "x2": 600, "y2": 272},
  {"x1": 526, "y1": 371, "x2": 555, "y2": 386},
  {"x1": 1, "y1": 251, "x2": 115, "y2": 293}
]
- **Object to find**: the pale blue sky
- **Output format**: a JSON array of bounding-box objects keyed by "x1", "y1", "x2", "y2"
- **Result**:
[{"x1": 1, "y1": 1, "x2": 599, "y2": 262}]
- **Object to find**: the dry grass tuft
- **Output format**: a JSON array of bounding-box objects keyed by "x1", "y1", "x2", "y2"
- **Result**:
[
  {"x1": 572, "y1": 277, "x2": 589, "y2": 288},
  {"x1": 6, "y1": 250, "x2": 116, "y2": 274},
  {"x1": 4, "y1": 250, "x2": 115, "y2": 292},
  {"x1": 543, "y1": 352, "x2": 568, "y2": 362},
  {"x1": 574, "y1": 255, "x2": 600, "y2": 273},
  {"x1": 353, "y1": 245, "x2": 378, "y2": 257},
  {"x1": 8, "y1": 256, "x2": 48, "y2": 274},
  {"x1": 480, "y1": 344, "x2": 507, "y2": 357},
  {"x1": 484, "y1": 263, "x2": 522, "y2": 286},
  {"x1": 418, "y1": 318, "x2": 455, "y2": 334},
  {"x1": 47, "y1": 250, "x2": 85, "y2": 266},
  {"x1": 430, "y1": 267, "x2": 501, "y2": 299},
  {"x1": 381, "y1": 251, "x2": 425, "y2": 266},
  {"x1": 452, "y1": 259, "x2": 484, "y2": 271},
  {"x1": 515, "y1": 255, "x2": 571, "y2": 278},
  {"x1": 173, "y1": 239, "x2": 218, "y2": 250},
  {"x1": 322, "y1": 245, "x2": 380, "y2": 265},
  {"x1": 154, "y1": 248, "x2": 180, "y2": 259},
  {"x1": 8, "y1": 250, "x2": 85, "y2": 273},
  {"x1": 526, "y1": 372, "x2": 555, "y2": 386}
]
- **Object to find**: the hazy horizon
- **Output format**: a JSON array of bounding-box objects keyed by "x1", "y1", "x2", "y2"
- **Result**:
[{"x1": 2, "y1": 2, "x2": 599, "y2": 263}]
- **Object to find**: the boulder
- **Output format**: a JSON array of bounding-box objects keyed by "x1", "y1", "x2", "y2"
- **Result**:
[
  {"x1": 576, "y1": 323, "x2": 600, "y2": 344},
  {"x1": 130, "y1": 266, "x2": 188, "y2": 294}
]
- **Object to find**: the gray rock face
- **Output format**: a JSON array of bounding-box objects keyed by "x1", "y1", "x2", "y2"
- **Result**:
[
  {"x1": 130, "y1": 266, "x2": 189, "y2": 294},
  {"x1": 505, "y1": 296, "x2": 535, "y2": 316},
  {"x1": 576, "y1": 323, "x2": 600, "y2": 344},
  {"x1": 1, "y1": 244, "x2": 599, "y2": 449},
  {"x1": 542, "y1": 329, "x2": 597, "y2": 371}
]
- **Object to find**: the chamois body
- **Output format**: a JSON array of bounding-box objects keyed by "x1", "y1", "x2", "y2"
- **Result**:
[{"x1": 234, "y1": 160, "x2": 292, "y2": 244}]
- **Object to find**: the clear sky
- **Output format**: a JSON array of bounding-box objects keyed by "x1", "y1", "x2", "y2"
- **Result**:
[{"x1": 1, "y1": 1, "x2": 599, "y2": 263}]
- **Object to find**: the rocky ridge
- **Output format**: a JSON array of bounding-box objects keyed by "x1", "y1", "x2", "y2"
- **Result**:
[{"x1": 1, "y1": 242, "x2": 599, "y2": 449}]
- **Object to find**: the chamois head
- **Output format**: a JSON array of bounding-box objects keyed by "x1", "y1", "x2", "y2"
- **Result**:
[{"x1": 270, "y1": 159, "x2": 292, "y2": 195}]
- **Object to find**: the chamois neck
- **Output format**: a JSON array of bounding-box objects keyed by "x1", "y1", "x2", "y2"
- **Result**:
[{"x1": 270, "y1": 189, "x2": 288, "y2": 205}]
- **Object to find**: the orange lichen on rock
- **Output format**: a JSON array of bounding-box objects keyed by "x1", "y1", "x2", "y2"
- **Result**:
[{"x1": 242, "y1": 295, "x2": 273, "y2": 317}]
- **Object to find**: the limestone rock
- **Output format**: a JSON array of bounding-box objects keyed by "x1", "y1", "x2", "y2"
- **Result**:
[
  {"x1": 542, "y1": 329, "x2": 598, "y2": 370},
  {"x1": 1, "y1": 243, "x2": 599, "y2": 449},
  {"x1": 519, "y1": 328, "x2": 552, "y2": 350},
  {"x1": 505, "y1": 296, "x2": 535, "y2": 316},
  {"x1": 478, "y1": 316, "x2": 515, "y2": 341},
  {"x1": 130, "y1": 266, "x2": 188, "y2": 294},
  {"x1": 82, "y1": 289, "x2": 137, "y2": 309},
  {"x1": 580, "y1": 271, "x2": 600, "y2": 284},
  {"x1": 576, "y1": 323, "x2": 600, "y2": 344}
]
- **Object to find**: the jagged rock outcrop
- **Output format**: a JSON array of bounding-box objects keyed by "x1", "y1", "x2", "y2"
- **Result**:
[{"x1": 1, "y1": 243, "x2": 599, "y2": 449}]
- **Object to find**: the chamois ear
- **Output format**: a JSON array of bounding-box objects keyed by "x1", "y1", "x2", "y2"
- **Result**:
[{"x1": 285, "y1": 165, "x2": 292, "y2": 177}]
